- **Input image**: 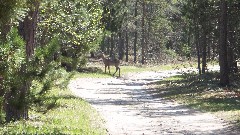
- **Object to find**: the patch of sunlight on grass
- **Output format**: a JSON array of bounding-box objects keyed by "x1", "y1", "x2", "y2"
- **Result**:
[
  {"x1": 215, "y1": 110, "x2": 240, "y2": 126},
  {"x1": 80, "y1": 61, "x2": 198, "y2": 78},
  {"x1": 165, "y1": 75, "x2": 185, "y2": 81},
  {"x1": 155, "y1": 72, "x2": 240, "y2": 127},
  {"x1": 0, "y1": 87, "x2": 107, "y2": 135}
]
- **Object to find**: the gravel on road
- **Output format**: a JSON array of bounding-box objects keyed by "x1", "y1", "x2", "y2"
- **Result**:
[{"x1": 69, "y1": 69, "x2": 239, "y2": 135}]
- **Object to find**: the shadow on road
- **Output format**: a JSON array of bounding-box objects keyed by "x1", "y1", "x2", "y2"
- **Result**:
[{"x1": 70, "y1": 71, "x2": 240, "y2": 135}]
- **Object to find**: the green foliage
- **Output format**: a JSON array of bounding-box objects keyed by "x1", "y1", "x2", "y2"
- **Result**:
[
  {"x1": 30, "y1": 68, "x2": 74, "y2": 114},
  {"x1": 0, "y1": 28, "x2": 64, "y2": 122},
  {"x1": 101, "y1": 0, "x2": 125, "y2": 32},
  {"x1": 0, "y1": 28, "x2": 27, "y2": 110},
  {"x1": 39, "y1": 0, "x2": 104, "y2": 70},
  {"x1": 164, "y1": 49, "x2": 177, "y2": 58},
  {"x1": 28, "y1": 36, "x2": 70, "y2": 114},
  {"x1": 0, "y1": 28, "x2": 26, "y2": 76},
  {"x1": 0, "y1": 79, "x2": 106, "y2": 134},
  {"x1": 0, "y1": 0, "x2": 106, "y2": 122},
  {"x1": 181, "y1": 43, "x2": 191, "y2": 57},
  {"x1": 0, "y1": 0, "x2": 27, "y2": 25}
]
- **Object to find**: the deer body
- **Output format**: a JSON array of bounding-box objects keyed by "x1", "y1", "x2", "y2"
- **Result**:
[{"x1": 100, "y1": 53, "x2": 120, "y2": 77}]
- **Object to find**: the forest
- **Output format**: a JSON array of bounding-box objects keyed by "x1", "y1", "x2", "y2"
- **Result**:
[{"x1": 0, "y1": 0, "x2": 240, "y2": 134}]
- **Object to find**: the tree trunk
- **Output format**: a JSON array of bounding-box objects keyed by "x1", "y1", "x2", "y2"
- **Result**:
[
  {"x1": 141, "y1": 0, "x2": 146, "y2": 64},
  {"x1": 202, "y1": 29, "x2": 207, "y2": 74},
  {"x1": 133, "y1": 0, "x2": 138, "y2": 63},
  {"x1": 118, "y1": 32, "x2": 124, "y2": 60},
  {"x1": 5, "y1": 1, "x2": 39, "y2": 122},
  {"x1": 0, "y1": 24, "x2": 11, "y2": 41},
  {"x1": 106, "y1": 37, "x2": 110, "y2": 54},
  {"x1": 201, "y1": 2, "x2": 208, "y2": 74},
  {"x1": 133, "y1": 31, "x2": 137, "y2": 63},
  {"x1": 187, "y1": 27, "x2": 191, "y2": 59},
  {"x1": 195, "y1": 21, "x2": 201, "y2": 74},
  {"x1": 196, "y1": 35, "x2": 201, "y2": 75},
  {"x1": 125, "y1": 30, "x2": 129, "y2": 62},
  {"x1": 0, "y1": 76, "x2": 3, "y2": 122},
  {"x1": 219, "y1": 0, "x2": 229, "y2": 86},
  {"x1": 110, "y1": 33, "x2": 114, "y2": 57}
]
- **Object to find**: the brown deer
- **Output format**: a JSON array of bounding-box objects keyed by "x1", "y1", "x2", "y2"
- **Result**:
[{"x1": 99, "y1": 53, "x2": 120, "y2": 77}]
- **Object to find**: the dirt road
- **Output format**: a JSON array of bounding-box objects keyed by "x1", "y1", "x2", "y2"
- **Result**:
[{"x1": 69, "y1": 69, "x2": 239, "y2": 135}]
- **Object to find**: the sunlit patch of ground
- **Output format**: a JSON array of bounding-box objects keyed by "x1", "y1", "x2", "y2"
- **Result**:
[
  {"x1": 153, "y1": 71, "x2": 240, "y2": 128},
  {"x1": 70, "y1": 68, "x2": 240, "y2": 134}
]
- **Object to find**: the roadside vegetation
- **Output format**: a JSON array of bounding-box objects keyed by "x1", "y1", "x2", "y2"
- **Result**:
[
  {"x1": 0, "y1": 61, "x2": 190, "y2": 134},
  {"x1": 76, "y1": 59, "x2": 196, "y2": 78},
  {"x1": 0, "y1": 62, "x2": 188, "y2": 134},
  {"x1": 0, "y1": 57, "x2": 194, "y2": 134},
  {"x1": 151, "y1": 71, "x2": 240, "y2": 127},
  {"x1": 0, "y1": 59, "x2": 236, "y2": 133},
  {"x1": 0, "y1": 69, "x2": 106, "y2": 135}
]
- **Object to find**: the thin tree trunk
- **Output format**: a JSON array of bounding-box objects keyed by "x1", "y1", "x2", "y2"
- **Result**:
[
  {"x1": 195, "y1": 21, "x2": 201, "y2": 74},
  {"x1": 110, "y1": 33, "x2": 114, "y2": 57},
  {"x1": 133, "y1": 32, "x2": 137, "y2": 63},
  {"x1": 187, "y1": 27, "x2": 191, "y2": 59},
  {"x1": 0, "y1": 76, "x2": 4, "y2": 123},
  {"x1": 133, "y1": 0, "x2": 138, "y2": 63},
  {"x1": 219, "y1": 0, "x2": 229, "y2": 86},
  {"x1": 122, "y1": 0, "x2": 128, "y2": 62},
  {"x1": 107, "y1": 37, "x2": 110, "y2": 54},
  {"x1": 192, "y1": 1, "x2": 201, "y2": 74},
  {"x1": 118, "y1": 32, "x2": 124, "y2": 60},
  {"x1": 202, "y1": 29, "x2": 207, "y2": 74},
  {"x1": 196, "y1": 35, "x2": 201, "y2": 75},
  {"x1": 141, "y1": 0, "x2": 146, "y2": 64},
  {"x1": 208, "y1": 39, "x2": 211, "y2": 61},
  {"x1": 201, "y1": 2, "x2": 208, "y2": 74},
  {"x1": 125, "y1": 31, "x2": 129, "y2": 62}
]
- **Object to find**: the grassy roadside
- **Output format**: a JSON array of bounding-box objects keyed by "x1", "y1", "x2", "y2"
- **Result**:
[
  {"x1": 0, "y1": 61, "x2": 213, "y2": 134},
  {"x1": 151, "y1": 72, "x2": 240, "y2": 127},
  {"x1": 0, "y1": 70, "x2": 107, "y2": 134},
  {"x1": 76, "y1": 61, "x2": 196, "y2": 78},
  {"x1": 1, "y1": 62, "x2": 175, "y2": 134}
]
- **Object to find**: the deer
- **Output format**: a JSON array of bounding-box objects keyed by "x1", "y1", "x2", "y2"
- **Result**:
[{"x1": 99, "y1": 53, "x2": 120, "y2": 77}]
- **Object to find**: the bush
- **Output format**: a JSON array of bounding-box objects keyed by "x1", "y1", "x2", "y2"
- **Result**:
[
  {"x1": 0, "y1": 27, "x2": 27, "y2": 122},
  {"x1": 0, "y1": 28, "x2": 63, "y2": 122}
]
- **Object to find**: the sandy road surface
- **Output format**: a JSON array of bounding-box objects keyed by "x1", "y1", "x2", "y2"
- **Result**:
[{"x1": 69, "y1": 69, "x2": 239, "y2": 135}]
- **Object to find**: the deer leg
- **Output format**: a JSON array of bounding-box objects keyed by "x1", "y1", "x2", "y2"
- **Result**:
[
  {"x1": 118, "y1": 67, "x2": 120, "y2": 77},
  {"x1": 108, "y1": 66, "x2": 110, "y2": 74},
  {"x1": 113, "y1": 67, "x2": 119, "y2": 76},
  {"x1": 105, "y1": 65, "x2": 107, "y2": 73}
]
